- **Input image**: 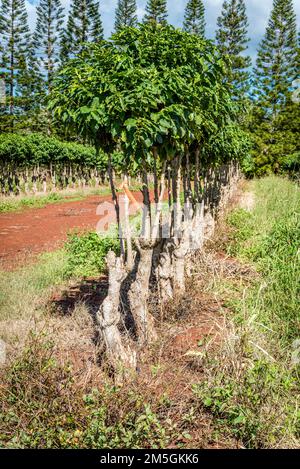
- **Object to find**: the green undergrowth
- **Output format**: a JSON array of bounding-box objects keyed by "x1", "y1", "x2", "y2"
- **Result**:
[
  {"x1": 194, "y1": 176, "x2": 300, "y2": 448},
  {"x1": 0, "y1": 334, "x2": 178, "y2": 449},
  {"x1": 0, "y1": 250, "x2": 68, "y2": 321},
  {"x1": 65, "y1": 230, "x2": 120, "y2": 278},
  {"x1": 226, "y1": 176, "x2": 300, "y2": 342}
]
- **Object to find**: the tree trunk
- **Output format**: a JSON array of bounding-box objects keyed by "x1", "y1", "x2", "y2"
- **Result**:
[
  {"x1": 128, "y1": 241, "x2": 157, "y2": 345},
  {"x1": 128, "y1": 162, "x2": 166, "y2": 344},
  {"x1": 108, "y1": 154, "x2": 125, "y2": 259},
  {"x1": 158, "y1": 241, "x2": 174, "y2": 302},
  {"x1": 96, "y1": 251, "x2": 136, "y2": 380},
  {"x1": 122, "y1": 174, "x2": 134, "y2": 270}
]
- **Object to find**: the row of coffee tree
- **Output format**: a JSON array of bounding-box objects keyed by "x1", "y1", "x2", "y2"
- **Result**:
[
  {"x1": 0, "y1": 133, "x2": 127, "y2": 194},
  {"x1": 50, "y1": 24, "x2": 251, "y2": 378}
]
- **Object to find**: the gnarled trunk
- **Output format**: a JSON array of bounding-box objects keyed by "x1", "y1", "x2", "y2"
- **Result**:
[
  {"x1": 128, "y1": 240, "x2": 158, "y2": 345},
  {"x1": 97, "y1": 251, "x2": 136, "y2": 378},
  {"x1": 128, "y1": 161, "x2": 166, "y2": 344}
]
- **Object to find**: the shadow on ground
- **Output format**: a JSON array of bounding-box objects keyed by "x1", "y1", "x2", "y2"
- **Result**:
[{"x1": 51, "y1": 276, "x2": 109, "y2": 317}]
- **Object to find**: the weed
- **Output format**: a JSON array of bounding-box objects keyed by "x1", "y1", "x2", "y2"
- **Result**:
[
  {"x1": 0, "y1": 334, "x2": 179, "y2": 449},
  {"x1": 65, "y1": 231, "x2": 120, "y2": 278},
  {"x1": 193, "y1": 359, "x2": 300, "y2": 448}
]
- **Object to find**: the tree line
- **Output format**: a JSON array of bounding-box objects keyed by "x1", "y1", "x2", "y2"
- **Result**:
[{"x1": 0, "y1": 0, "x2": 299, "y2": 175}]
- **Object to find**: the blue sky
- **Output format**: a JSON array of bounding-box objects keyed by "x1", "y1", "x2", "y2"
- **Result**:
[{"x1": 26, "y1": 0, "x2": 300, "y2": 64}]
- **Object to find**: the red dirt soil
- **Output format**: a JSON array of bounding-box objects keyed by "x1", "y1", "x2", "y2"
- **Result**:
[{"x1": 0, "y1": 191, "x2": 146, "y2": 270}]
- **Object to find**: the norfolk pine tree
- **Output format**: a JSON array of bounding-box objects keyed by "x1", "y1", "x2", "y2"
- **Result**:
[
  {"x1": 144, "y1": 0, "x2": 168, "y2": 24},
  {"x1": 33, "y1": 0, "x2": 65, "y2": 92},
  {"x1": 60, "y1": 0, "x2": 104, "y2": 61},
  {"x1": 250, "y1": 1, "x2": 298, "y2": 175},
  {"x1": 183, "y1": 0, "x2": 205, "y2": 38},
  {"x1": 253, "y1": 0, "x2": 298, "y2": 115},
  {"x1": 0, "y1": 0, "x2": 31, "y2": 116},
  {"x1": 114, "y1": 0, "x2": 137, "y2": 32},
  {"x1": 216, "y1": 0, "x2": 251, "y2": 98}
]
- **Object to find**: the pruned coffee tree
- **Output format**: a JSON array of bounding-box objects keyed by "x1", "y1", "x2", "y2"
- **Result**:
[{"x1": 49, "y1": 23, "x2": 250, "y2": 378}]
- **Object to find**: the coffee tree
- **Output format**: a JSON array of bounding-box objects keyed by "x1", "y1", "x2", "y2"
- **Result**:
[{"x1": 49, "y1": 23, "x2": 249, "y2": 377}]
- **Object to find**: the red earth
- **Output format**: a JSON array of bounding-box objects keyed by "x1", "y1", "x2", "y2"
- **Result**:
[{"x1": 0, "y1": 191, "x2": 147, "y2": 270}]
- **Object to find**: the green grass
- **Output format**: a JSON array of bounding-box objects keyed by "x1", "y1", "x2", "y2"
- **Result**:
[
  {"x1": 0, "y1": 250, "x2": 68, "y2": 322},
  {"x1": 0, "y1": 187, "x2": 112, "y2": 214},
  {"x1": 0, "y1": 229, "x2": 121, "y2": 322},
  {"x1": 194, "y1": 176, "x2": 300, "y2": 448},
  {"x1": 227, "y1": 176, "x2": 300, "y2": 342}
]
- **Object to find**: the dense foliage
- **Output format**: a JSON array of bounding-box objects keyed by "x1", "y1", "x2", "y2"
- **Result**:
[
  {"x1": 49, "y1": 24, "x2": 249, "y2": 169},
  {"x1": 0, "y1": 133, "x2": 127, "y2": 194},
  {"x1": 0, "y1": 133, "x2": 105, "y2": 168},
  {"x1": 65, "y1": 231, "x2": 120, "y2": 277}
]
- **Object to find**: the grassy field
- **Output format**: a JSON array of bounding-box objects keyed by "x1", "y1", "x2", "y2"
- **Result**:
[
  {"x1": 0, "y1": 176, "x2": 299, "y2": 448},
  {"x1": 195, "y1": 176, "x2": 300, "y2": 448}
]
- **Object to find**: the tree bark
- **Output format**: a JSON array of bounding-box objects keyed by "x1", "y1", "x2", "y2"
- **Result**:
[
  {"x1": 128, "y1": 162, "x2": 166, "y2": 344},
  {"x1": 96, "y1": 251, "x2": 136, "y2": 379},
  {"x1": 108, "y1": 154, "x2": 125, "y2": 259},
  {"x1": 128, "y1": 240, "x2": 158, "y2": 345}
]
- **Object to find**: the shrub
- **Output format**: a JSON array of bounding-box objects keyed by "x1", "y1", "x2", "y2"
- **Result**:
[
  {"x1": 0, "y1": 133, "x2": 106, "y2": 169},
  {"x1": 65, "y1": 231, "x2": 120, "y2": 277}
]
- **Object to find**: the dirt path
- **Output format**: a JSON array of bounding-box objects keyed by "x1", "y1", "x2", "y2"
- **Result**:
[
  {"x1": 0, "y1": 184, "x2": 255, "y2": 271},
  {"x1": 0, "y1": 191, "x2": 145, "y2": 270}
]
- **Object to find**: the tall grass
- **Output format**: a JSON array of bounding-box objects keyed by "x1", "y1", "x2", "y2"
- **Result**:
[
  {"x1": 227, "y1": 176, "x2": 300, "y2": 342},
  {"x1": 195, "y1": 176, "x2": 300, "y2": 448}
]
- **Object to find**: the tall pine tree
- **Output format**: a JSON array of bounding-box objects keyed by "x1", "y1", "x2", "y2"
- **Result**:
[
  {"x1": 60, "y1": 0, "x2": 104, "y2": 61},
  {"x1": 216, "y1": 0, "x2": 251, "y2": 98},
  {"x1": 183, "y1": 0, "x2": 205, "y2": 38},
  {"x1": 250, "y1": 1, "x2": 298, "y2": 175},
  {"x1": 144, "y1": 0, "x2": 168, "y2": 24},
  {"x1": 114, "y1": 0, "x2": 137, "y2": 32},
  {"x1": 0, "y1": 0, "x2": 31, "y2": 115},
  {"x1": 33, "y1": 0, "x2": 65, "y2": 92},
  {"x1": 253, "y1": 0, "x2": 298, "y2": 115}
]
